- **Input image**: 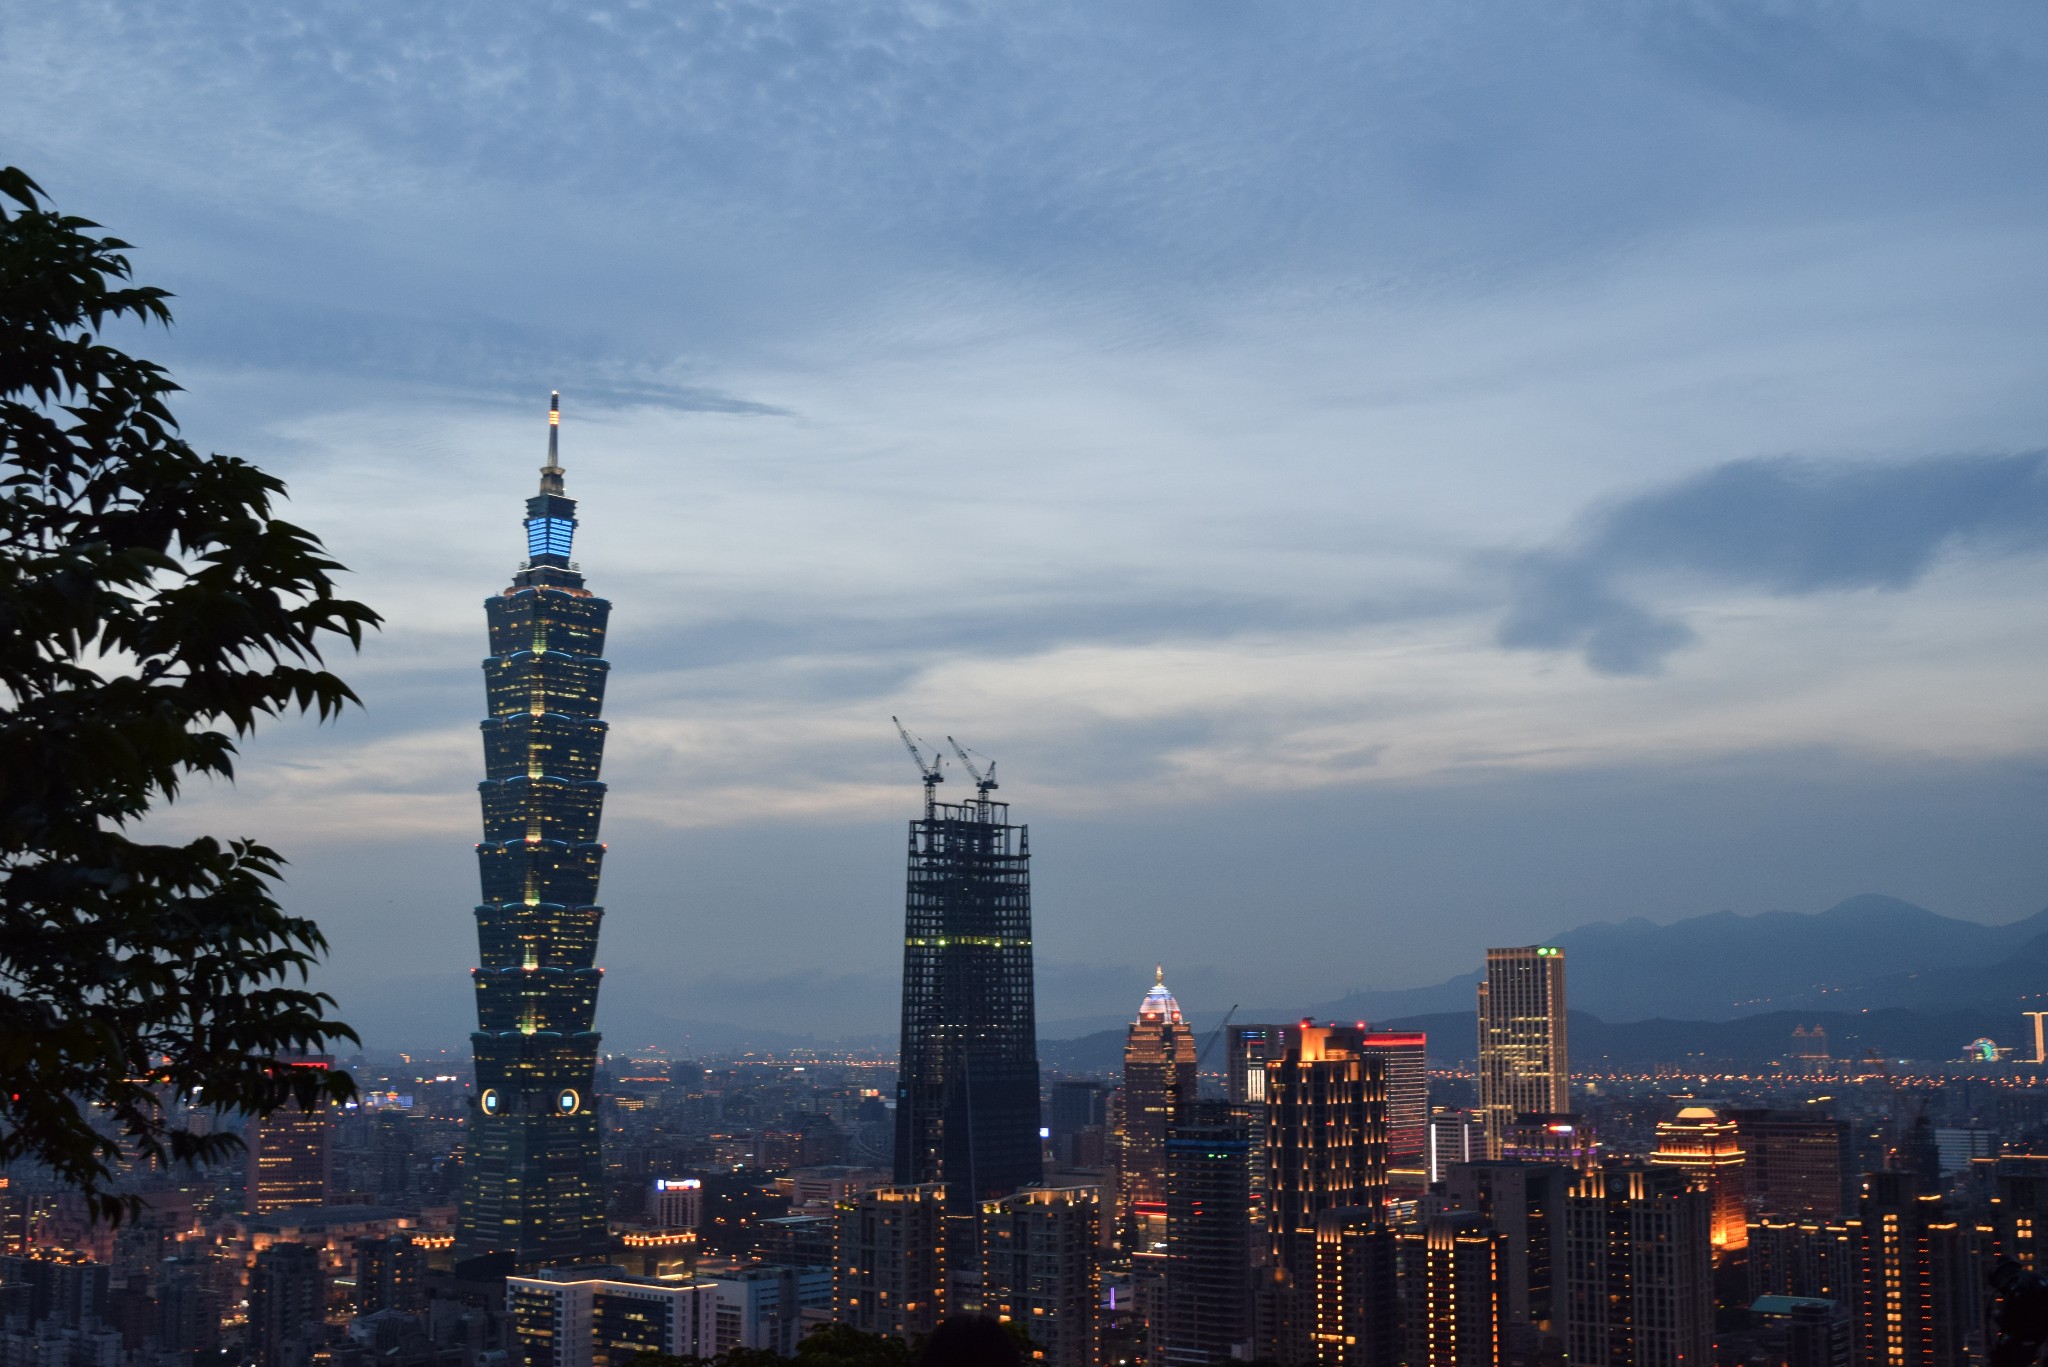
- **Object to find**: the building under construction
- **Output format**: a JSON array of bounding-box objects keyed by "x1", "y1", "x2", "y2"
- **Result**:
[{"x1": 891, "y1": 726, "x2": 1044, "y2": 1215}]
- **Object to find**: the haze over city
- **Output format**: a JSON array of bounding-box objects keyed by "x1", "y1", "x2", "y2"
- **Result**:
[{"x1": 9, "y1": 2, "x2": 2048, "y2": 1046}]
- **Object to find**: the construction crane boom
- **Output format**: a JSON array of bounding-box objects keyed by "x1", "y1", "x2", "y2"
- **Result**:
[
  {"x1": 1195, "y1": 1003, "x2": 1240, "y2": 1072},
  {"x1": 946, "y1": 736, "x2": 999, "y2": 799},
  {"x1": 892, "y1": 716, "x2": 944, "y2": 815}
]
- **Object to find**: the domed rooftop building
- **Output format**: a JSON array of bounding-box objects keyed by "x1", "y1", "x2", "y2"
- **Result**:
[
  {"x1": 1137, "y1": 965, "x2": 1184, "y2": 1025},
  {"x1": 1121, "y1": 965, "x2": 1197, "y2": 1254}
]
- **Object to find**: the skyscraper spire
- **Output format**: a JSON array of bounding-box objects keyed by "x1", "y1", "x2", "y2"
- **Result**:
[{"x1": 540, "y1": 390, "x2": 565, "y2": 495}]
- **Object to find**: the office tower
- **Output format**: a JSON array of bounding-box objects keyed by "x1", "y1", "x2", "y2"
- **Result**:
[
  {"x1": 246, "y1": 1057, "x2": 334, "y2": 1214},
  {"x1": 1265, "y1": 1024, "x2": 1390, "y2": 1364},
  {"x1": 1427, "y1": 1111, "x2": 1482, "y2": 1185},
  {"x1": 458, "y1": 395, "x2": 611, "y2": 1269},
  {"x1": 1559, "y1": 1165, "x2": 1712, "y2": 1367},
  {"x1": 1747, "y1": 1218, "x2": 1854, "y2": 1303},
  {"x1": 1421, "y1": 1212, "x2": 1503, "y2": 1367},
  {"x1": 1651, "y1": 1106, "x2": 1747, "y2": 1253},
  {"x1": 982, "y1": 1186, "x2": 1101, "y2": 1367},
  {"x1": 1845, "y1": 1173, "x2": 1970, "y2": 1367},
  {"x1": 650, "y1": 1178, "x2": 703, "y2": 1231},
  {"x1": 1310, "y1": 1209, "x2": 1399, "y2": 1367},
  {"x1": 248, "y1": 1242, "x2": 325, "y2": 1367},
  {"x1": 1441, "y1": 1161, "x2": 1568, "y2": 1331},
  {"x1": 1729, "y1": 1109, "x2": 1850, "y2": 1220},
  {"x1": 832, "y1": 1184, "x2": 948, "y2": 1342},
  {"x1": 507, "y1": 1273, "x2": 717, "y2": 1367},
  {"x1": 1360, "y1": 1031, "x2": 1427, "y2": 1189},
  {"x1": 1750, "y1": 1296, "x2": 1853, "y2": 1367},
  {"x1": 1160, "y1": 1101, "x2": 1254, "y2": 1367},
  {"x1": 892, "y1": 745, "x2": 1042, "y2": 1213},
  {"x1": 353, "y1": 1235, "x2": 422, "y2": 1314},
  {"x1": 1476, "y1": 947, "x2": 1568, "y2": 1160},
  {"x1": 1121, "y1": 968, "x2": 1196, "y2": 1260}
]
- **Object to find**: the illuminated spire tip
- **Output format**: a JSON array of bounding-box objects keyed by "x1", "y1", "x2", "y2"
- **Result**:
[{"x1": 540, "y1": 390, "x2": 565, "y2": 495}]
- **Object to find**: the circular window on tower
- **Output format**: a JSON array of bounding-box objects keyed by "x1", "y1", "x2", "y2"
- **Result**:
[
  {"x1": 557, "y1": 1088, "x2": 580, "y2": 1114},
  {"x1": 480, "y1": 1088, "x2": 501, "y2": 1115}
]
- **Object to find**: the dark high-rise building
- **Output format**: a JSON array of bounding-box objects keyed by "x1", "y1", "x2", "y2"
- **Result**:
[
  {"x1": 1845, "y1": 1173, "x2": 1970, "y2": 1367},
  {"x1": 1442, "y1": 1160, "x2": 1568, "y2": 1331},
  {"x1": 1559, "y1": 1165, "x2": 1712, "y2": 1367},
  {"x1": 981, "y1": 1186, "x2": 1100, "y2": 1367},
  {"x1": 1750, "y1": 1296, "x2": 1853, "y2": 1367},
  {"x1": 1420, "y1": 1212, "x2": 1504, "y2": 1367},
  {"x1": 1049, "y1": 1080, "x2": 1109, "y2": 1164},
  {"x1": 1985, "y1": 1154, "x2": 2048, "y2": 1272},
  {"x1": 354, "y1": 1236, "x2": 423, "y2": 1314},
  {"x1": 892, "y1": 749, "x2": 1041, "y2": 1212},
  {"x1": 1120, "y1": 968, "x2": 1196, "y2": 1260},
  {"x1": 248, "y1": 1242, "x2": 325, "y2": 1367},
  {"x1": 1309, "y1": 1208, "x2": 1398, "y2": 1367},
  {"x1": 1160, "y1": 1101, "x2": 1254, "y2": 1367},
  {"x1": 456, "y1": 395, "x2": 612, "y2": 1269},
  {"x1": 1477, "y1": 947, "x2": 1567, "y2": 1161},
  {"x1": 833, "y1": 1184, "x2": 949, "y2": 1342},
  {"x1": 1729, "y1": 1109, "x2": 1850, "y2": 1220},
  {"x1": 1747, "y1": 1218, "x2": 1854, "y2": 1304}
]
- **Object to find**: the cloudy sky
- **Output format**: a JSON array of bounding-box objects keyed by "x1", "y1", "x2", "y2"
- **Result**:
[{"x1": 10, "y1": 1, "x2": 2048, "y2": 1046}]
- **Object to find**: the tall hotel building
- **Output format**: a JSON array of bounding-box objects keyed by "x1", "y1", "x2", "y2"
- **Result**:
[
  {"x1": 1120, "y1": 968, "x2": 1197, "y2": 1259},
  {"x1": 1476, "y1": 947, "x2": 1568, "y2": 1160},
  {"x1": 893, "y1": 758, "x2": 1042, "y2": 1212},
  {"x1": 456, "y1": 395, "x2": 611, "y2": 1268}
]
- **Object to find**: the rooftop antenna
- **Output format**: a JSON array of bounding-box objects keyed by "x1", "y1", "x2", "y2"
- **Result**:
[
  {"x1": 946, "y1": 736, "x2": 998, "y2": 804},
  {"x1": 540, "y1": 390, "x2": 565, "y2": 495},
  {"x1": 893, "y1": 716, "x2": 944, "y2": 817}
]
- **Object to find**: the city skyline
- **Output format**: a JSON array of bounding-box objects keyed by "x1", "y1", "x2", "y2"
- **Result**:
[
  {"x1": 12, "y1": 8, "x2": 2048, "y2": 1367},
  {"x1": 8, "y1": 5, "x2": 2048, "y2": 1046}
]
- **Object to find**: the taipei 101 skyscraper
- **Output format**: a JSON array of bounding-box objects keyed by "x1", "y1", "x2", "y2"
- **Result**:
[{"x1": 455, "y1": 394, "x2": 612, "y2": 1269}]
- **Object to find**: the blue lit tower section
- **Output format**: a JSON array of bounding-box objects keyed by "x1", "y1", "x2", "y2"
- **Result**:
[{"x1": 456, "y1": 393, "x2": 612, "y2": 1269}]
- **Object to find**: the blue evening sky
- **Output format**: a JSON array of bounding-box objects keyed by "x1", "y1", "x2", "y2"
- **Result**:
[{"x1": 8, "y1": 1, "x2": 2048, "y2": 1043}]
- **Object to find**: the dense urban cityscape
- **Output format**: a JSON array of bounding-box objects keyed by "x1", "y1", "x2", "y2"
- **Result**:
[{"x1": 6, "y1": 406, "x2": 2048, "y2": 1367}]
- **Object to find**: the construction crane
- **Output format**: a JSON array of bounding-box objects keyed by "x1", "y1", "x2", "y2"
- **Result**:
[
  {"x1": 1195, "y1": 1003, "x2": 1240, "y2": 1073},
  {"x1": 946, "y1": 736, "x2": 999, "y2": 801},
  {"x1": 893, "y1": 716, "x2": 944, "y2": 815}
]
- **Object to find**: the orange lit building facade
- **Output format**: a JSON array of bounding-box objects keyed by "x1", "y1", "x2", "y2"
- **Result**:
[{"x1": 1651, "y1": 1106, "x2": 1748, "y2": 1253}]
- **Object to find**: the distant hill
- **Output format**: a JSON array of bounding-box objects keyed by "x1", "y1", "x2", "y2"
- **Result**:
[
  {"x1": 1040, "y1": 1005, "x2": 2030, "y2": 1075},
  {"x1": 1039, "y1": 893, "x2": 2048, "y2": 1074},
  {"x1": 1294, "y1": 894, "x2": 2048, "y2": 1025},
  {"x1": 1373, "y1": 1007, "x2": 2025, "y2": 1069}
]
